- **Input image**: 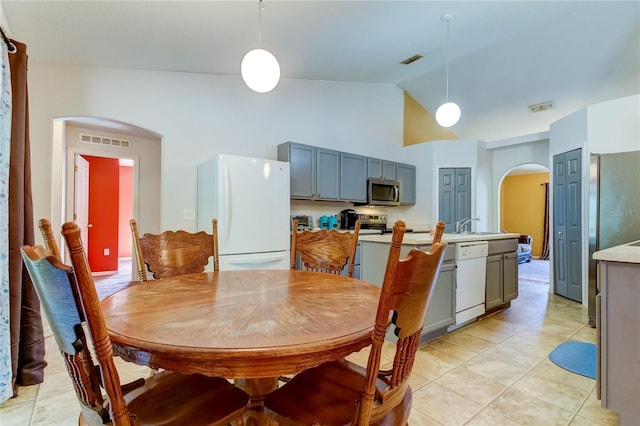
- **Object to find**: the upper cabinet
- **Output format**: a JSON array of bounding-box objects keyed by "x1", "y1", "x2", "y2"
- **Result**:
[
  {"x1": 278, "y1": 142, "x2": 414, "y2": 205},
  {"x1": 279, "y1": 143, "x2": 315, "y2": 198},
  {"x1": 277, "y1": 142, "x2": 340, "y2": 200},
  {"x1": 340, "y1": 152, "x2": 367, "y2": 203},
  {"x1": 396, "y1": 163, "x2": 416, "y2": 205},
  {"x1": 367, "y1": 158, "x2": 397, "y2": 181}
]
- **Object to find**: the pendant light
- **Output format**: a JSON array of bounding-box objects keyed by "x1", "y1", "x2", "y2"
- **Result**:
[
  {"x1": 435, "y1": 14, "x2": 461, "y2": 128},
  {"x1": 241, "y1": 0, "x2": 280, "y2": 93}
]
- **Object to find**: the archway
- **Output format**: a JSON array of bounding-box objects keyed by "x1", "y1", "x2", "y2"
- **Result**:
[
  {"x1": 51, "y1": 116, "x2": 162, "y2": 283},
  {"x1": 498, "y1": 163, "x2": 549, "y2": 258}
]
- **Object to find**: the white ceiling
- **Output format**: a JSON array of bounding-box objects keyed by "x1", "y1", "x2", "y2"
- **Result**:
[{"x1": 2, "y1": 1, "x2": 639, "y2": 141}]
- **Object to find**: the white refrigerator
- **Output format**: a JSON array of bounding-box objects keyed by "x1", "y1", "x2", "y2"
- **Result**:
[{"x1": 197, "y1": 154, "x2": 291, "y2": 270}]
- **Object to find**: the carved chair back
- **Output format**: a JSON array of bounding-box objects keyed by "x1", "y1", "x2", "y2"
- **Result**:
[
  {"x1": 23, "y1": 222, "x2": 250, "y2": 425},
  {"x1": 355, "y1": 220, "x2": 447, "y2": 424},
  {"x1": 290, "y1": 218, "x2": 360, "y2": 277},
  {"x1": 38, "y1": 218, "x2": 62, "y2": 260},
  {"x1": 263, "y1": 220, "x2": 447, "y2": 425},
  {"x1": 21, "y1": 244, "x2": 133, "y2": 425},
  {"x1": 431, "y1": 220, "x2": 446, "y2": 244},
  {"x1": 130, "y1": 218, "x2": 219, "y2": 282}
]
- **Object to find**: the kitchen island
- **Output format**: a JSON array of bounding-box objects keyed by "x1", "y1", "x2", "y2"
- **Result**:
[
  {"x1": 593, "y1": 240, "x2": 640, "y2": 426},
  {"x1": 359, "y1": 232, "x2": 520, "y2": 342}
]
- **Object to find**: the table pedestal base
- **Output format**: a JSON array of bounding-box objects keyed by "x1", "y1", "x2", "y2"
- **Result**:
[{"x1": 235, "y1": 377, "x2": 279, "y2": 425}]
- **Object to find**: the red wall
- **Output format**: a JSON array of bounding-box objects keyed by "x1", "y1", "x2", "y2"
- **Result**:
[
  {"x1": 84, "y1": 155, "x2": 119, "y2": 272},
  {"x1": 118, "y1": 165, "x2": 134, "y2": 257}
]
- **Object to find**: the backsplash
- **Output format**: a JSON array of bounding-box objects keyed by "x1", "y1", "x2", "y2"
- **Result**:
[{"x1": 290, "y1": 200, "x2": 430, "y2": 231}]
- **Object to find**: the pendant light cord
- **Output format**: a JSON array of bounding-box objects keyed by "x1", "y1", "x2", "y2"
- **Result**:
[
  {"x1": 258, "y1": 0, "x2": 263, "y2": 44},
  {"x1": 445, "y1": 18, "x2": 451, "y2": 101}
]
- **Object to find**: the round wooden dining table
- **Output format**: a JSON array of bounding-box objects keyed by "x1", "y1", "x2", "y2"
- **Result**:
[{"x1": 100, "y1": 269, "x2": 380, "y2": 403}]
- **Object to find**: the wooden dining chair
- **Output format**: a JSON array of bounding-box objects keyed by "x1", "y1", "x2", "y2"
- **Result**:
[
  {"x1": 130, "y1": 218, "x2": 219, "y2": 282},
  {"x1": 264, "y1": 220, "x2": 447, "y2": 426},
  {"x1": 21, "y1": 223, "x2": 250, "y2": 426},
  {"x1": 38, "y1": 218, "x2": 62, "y2": 260},
  {"x1": 290, "y1": 218, "x2": 361, "y2": 277},
  {"x1": 431, "y1": 220, "x2": 446, "y2": 244}
]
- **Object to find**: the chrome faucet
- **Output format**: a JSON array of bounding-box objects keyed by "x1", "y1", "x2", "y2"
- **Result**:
[{"x1": 455, "y1": 217, "x2": 480, "y2": 233}]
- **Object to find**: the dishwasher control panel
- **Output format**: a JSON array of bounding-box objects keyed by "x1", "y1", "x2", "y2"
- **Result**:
[{"x1": 455, "y1": 241, "x2": 488, "y2": 260}]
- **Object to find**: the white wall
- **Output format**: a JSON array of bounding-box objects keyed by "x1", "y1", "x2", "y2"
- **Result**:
[
  {"x1": 401, "y1": 139, "x2": 486, "y2": 232},
  {"x1": 27, "y1": 63, "x2": 404, "y2": 232},
  {"x1": 587, "y1": 94, "x2": 640, "y2": 154}
]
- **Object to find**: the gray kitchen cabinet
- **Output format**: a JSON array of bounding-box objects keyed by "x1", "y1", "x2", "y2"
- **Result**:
[
  {"x1": 278, "y1": 142, "x2": 340, "y2": 200},
  {"x1": 597, "y1": 259, "x2": 640, "y2": 424},
  {"x1": 396, "y1": 163, "x2": 416, "y2": 205},
  {"x1": 503, "y1": 252, "x2": 518, "y2": 301},
  {"x1": 316, "y1": 148, "x2": 340, "y2": 200},
  {"x1": 485, "y1": 239, "x2": 519, "y2": 311},
  {"x1": 278, "y1": 142, "x2": 315, "y2": 199},
  {"x1": 279, "y1": 142, "x2": 415, "y2": 203},
  {"x1": 367, "y1": 158, "x2": 397, "y2": 181},
  {"x1": 340, "y1": 152, "x2": 367, "y2": 202},
  {"x1": 361, "y1": 241, "x2": 455, "y2": 339},
  {"x1": 423, "y1": 246, "x2": 455, "y2": 334}
]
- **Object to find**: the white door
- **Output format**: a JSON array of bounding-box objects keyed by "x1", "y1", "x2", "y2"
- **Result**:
[{"x1": 74, "y1": 154, "x2": 90, "y2": 252}]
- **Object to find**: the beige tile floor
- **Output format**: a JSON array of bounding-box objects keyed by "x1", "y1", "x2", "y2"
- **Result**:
[{"x1": 0, "y1": 260, "x2": 620, "y2": 425}]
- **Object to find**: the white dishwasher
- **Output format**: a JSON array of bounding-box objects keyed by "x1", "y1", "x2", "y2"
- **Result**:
[{"x1": 454, "y1": 241, "x2": 489, "y2": 326}]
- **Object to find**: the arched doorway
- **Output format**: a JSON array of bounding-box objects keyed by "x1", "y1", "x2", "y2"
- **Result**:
[
  {"x1": 498, "y1": 163, "x2": 551, "y2": 286},
  {"x1": 498, "y1": 163, "x2": 549, "y2": 257},
  {"x1": 51, "y1": 117, "x2": 162, "y2": 287}
]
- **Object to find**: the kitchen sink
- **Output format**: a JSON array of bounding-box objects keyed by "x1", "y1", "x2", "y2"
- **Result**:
[{"x1": 454, "y1": 231, "x2": 501, "y2": 235}]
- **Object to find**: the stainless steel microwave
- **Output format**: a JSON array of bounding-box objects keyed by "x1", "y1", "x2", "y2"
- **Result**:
[{"x1": 366, "y1": 178, "x2": 400, "y2": 206}]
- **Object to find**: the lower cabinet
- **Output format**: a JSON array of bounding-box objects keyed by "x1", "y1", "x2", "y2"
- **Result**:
[
  {"x1": 361, "y1": 241, "x2": 455, "y2": 338},
  {"x1": 423, "y1": 248, "x2": 455, "y2": 334},
  {"x1": 485, "y1": 239, "x2": 518, "y2": 310},
  {"x1": 597, "y1": 260, "x2": 640, "y2": 424}
]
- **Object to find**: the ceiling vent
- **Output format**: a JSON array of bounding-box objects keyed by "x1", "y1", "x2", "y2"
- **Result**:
[
  {"x1": 400, "y1": 54, "x2": 423, "y2": 65},
  {"x1": 80, "y1": 133, "x2": 131, "y2": 149},
  {"x1": 528, "y1": 101, "x2": 553, "y2": 113}
]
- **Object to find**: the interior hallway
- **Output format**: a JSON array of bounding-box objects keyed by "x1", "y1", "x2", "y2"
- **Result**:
[{"x1": 0, "y1": 260, "x2": 619, "y2": 425}]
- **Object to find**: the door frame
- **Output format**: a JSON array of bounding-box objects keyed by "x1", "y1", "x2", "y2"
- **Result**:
[
  {"x1": 51, "y1": 117, "x2": 161, "y2": 272},
  {"x1": 66, "y1": 148, "x2": 140, "y2": 267}
]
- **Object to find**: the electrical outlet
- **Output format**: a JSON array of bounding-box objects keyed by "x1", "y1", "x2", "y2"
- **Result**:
[
  {"x1": 104, "y1": 248, "x2": 110, "y2": 256},
  {"x1": 183, "y1": 209, "x2": 196, "y2": 220}
]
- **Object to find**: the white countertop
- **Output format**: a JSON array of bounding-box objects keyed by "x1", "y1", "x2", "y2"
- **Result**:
[
  {"x1": 359, "y1": 232, "x2": 520, "y2": 246},
  {"x1": 593, "y1": 240, "x2": 640, "y2": 264}
]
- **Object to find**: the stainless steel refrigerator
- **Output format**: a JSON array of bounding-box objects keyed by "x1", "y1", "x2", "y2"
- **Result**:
[{"x1": 588, "y1": 150, "x2": 640, "y2": 326}]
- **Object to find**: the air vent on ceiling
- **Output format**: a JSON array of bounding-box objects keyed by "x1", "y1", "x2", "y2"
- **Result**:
[
  {"x1": 528, "y1": 101, "x2": 553, "y2": 113},
  {"x1": 80, "y1": 133, "x2": 131, "y2": 149},
  {"x1": 400, "y1": 54, "x2": 423, "y2": 65}
]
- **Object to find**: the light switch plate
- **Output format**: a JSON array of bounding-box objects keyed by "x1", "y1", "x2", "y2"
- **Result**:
[{"x1": 183, "y1": 209, "x2": 196, "y2": 220}]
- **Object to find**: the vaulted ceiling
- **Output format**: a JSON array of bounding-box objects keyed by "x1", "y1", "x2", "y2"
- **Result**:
[{"x1": 2, "y1": 1, "x2": 638, "y2": 141}]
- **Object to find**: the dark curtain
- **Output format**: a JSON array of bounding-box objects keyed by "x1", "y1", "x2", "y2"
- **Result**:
[
  {"x1": 539, "y1": 182, "x2": 550, "y2": 260},
  {"x1": 8, "y1": 38, "x2": 46, "y2": 396}
]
